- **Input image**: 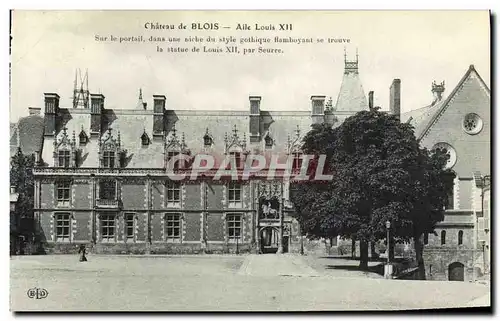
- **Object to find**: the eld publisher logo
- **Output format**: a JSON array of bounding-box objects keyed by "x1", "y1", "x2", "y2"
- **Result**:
[{"x1": 27, "y1": 288, "x2": 48, "y2": 299}]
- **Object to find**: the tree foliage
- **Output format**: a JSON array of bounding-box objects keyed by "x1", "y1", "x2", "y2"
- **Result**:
[
  {"x1": 10, "y1": 147, "x2": 36, "y2": 238},
  {"x1": 291, "y1": 109, "x2": 453, "y2": 273}
]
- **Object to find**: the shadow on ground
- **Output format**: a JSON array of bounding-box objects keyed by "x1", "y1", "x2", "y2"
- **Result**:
[{"x1": 325, "y1": 263, "x2": 385, "y2": 276}]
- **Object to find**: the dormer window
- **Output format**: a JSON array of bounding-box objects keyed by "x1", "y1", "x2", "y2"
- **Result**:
[
  {"x1": 53, "y1": 127, "x2": 77, "y2": 168},
  {"x1": 164, "y1": 125, "x2": 189, "y2": 170},
  {"x1": 141, "y1": 130, "x2": 150, "y2": 146},
  {"x1": 292, "y1": 152, "x2": 303, "y2": 171},
  {"x1": 203, "y1": 129, "x2": 213, "y2": 147},
  {"x1": 229, "y1": 151, "x2": 242, "y2": 169},
  {"x1": 99, "y1": 128, "x2": 122, "y2": 169},
  {"x1": 79, "y1": 128, "x2": 88, "y2": 146},
  {"x1": 167, "y1": 151, "x2": 181, "y2": 170},
  {"x1": 103, "y1": 151, "x2": 115, "y2": 168},
  {"x1": 224, "y1": 125, "x2": 247, "y2": 170},
  {"x1": 58, "y1": 150, "x2": 71, "y2": 168}
]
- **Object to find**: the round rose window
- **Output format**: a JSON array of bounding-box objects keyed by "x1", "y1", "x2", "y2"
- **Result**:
[
  {"x1": 433, "y1": 142, "x2": 457, "y2": 169},
  {"x1": 463, "y1": 113, "x2": 483, "y2": 135}
]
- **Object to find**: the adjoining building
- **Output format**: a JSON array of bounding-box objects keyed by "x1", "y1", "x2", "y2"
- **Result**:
[{"x1": 401, "y1": 65, "x2": 491, "y2": 281}]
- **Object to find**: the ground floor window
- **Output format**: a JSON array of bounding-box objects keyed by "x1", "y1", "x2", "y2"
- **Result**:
[
  {"x1": 125, "y1": 213, "x2": 135, "y2": 240},
  {"x1": 227, "y1": 214, "x2": 242, "y2": 242},
  {"x1": 55, "y1": 213, "x2": 71, "y2": 242},
  {"x1": 101, "y1": 214, "x2": 116, "y2": 242},
  {"x1": 165, "y1": 213, "x2": 182, "y2": 241}
]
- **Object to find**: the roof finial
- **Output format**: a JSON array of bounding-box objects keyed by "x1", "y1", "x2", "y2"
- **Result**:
[
  {"x1": 171, "y1": 124, "x2": 177, "y2": 137},
  {"x1": 181, "y1": 132, "x2": 186, "y2": 148},
  {"x1": 344, "y1": 46, "x2": 347, "y2": 63},
  {"x1": 356, "y1": 48, "x2": 359, "y2": 62},
  {"x1": 139, "y1": 88, "x2": 143, "y2": 100},
  {"x1": 232, "y1": 125, "x2": 238, "y2": 137},
  {"x1": 295, "y1": 125, "x2": 300, "y2": 138}
]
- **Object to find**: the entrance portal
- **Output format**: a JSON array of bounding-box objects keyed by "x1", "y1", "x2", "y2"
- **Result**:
[
  {"x1": 260, "y1": 227, "x2": 279, "y2": 254},
  {"x1": 448, "y1": 262, "x2": 465, "y2": 281}
]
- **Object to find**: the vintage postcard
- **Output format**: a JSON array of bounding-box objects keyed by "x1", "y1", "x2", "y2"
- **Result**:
[{"x1": 9, "y1": 10, "x2": 491, "y2": 311}]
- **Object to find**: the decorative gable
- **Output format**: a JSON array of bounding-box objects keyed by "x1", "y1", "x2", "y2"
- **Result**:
[
  {"x1": 53, "y1": 127, "x2": 77, "y2": 167},
  {"x1": 419, "y1": 65, "x2": 491, "y2": 177},
  {"x1": 98, "y1": 127, "x2": 124, "y2": 168},
  {"x1": 224, "y1": 125, "x2": 247, "y2": 154},
  {"x1": 164, "y1": 125, "x2": 190, "y2": 169}
]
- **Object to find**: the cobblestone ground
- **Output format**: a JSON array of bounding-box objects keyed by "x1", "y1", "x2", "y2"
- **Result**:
[{"x1": 10, "y1": 254, "x2": 490, "y2": 311}]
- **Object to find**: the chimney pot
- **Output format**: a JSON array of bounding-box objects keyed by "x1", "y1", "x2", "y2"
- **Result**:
[
  {"x1": 368, "y1": 91, "x2": 374, "y2": 109},
  {"x1": 10, "y1": 186, "x2": 16, "y2": 194},
  {"x1": 389, "y1": 79, "x2": 401, "y2": 120},
  {"x1": 249, "y1": 96, "x2": 261, "y2": 115},
  {"x1": 28, "y1": 107, "x2": 41, "y2": 116},
  {"x1": 311, "y1": 96, "x2": 326, "y2": 115}
]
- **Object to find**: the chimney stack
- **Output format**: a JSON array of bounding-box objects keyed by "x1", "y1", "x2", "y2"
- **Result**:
[
  {"x1": 431, "y1": 81, "x2": 445, "y2": 106},
  {"x1": 249, "y1": 96, "x2": 261, "y2": 143},
  {"x1": 43, "y1": 93, "x2": 60, "y2": 136},
  {"x1": 29, "y1": 107, "x2": 41, "y2": 116},
  {"x1": 153, "y1": 95, "x2": 166, "y2": 137},
  {"x1": 389, "y1": 79, "x2": 401, "y2": 120},
  {"x1": 311, "y1": 96, "x2": 326, "y2": 125},
  {"x1": 34, "y1": 151, "x2": 41, "y2": 166},
  {"x1": 90, "y1": 94, "x2": 105, "y2": 136},
  {"x1": 368, "y1": 91, "x2": 374, "y2": 110},
  {"x1": 10, "y1": 186, "x2": 16, "y2": 194}
]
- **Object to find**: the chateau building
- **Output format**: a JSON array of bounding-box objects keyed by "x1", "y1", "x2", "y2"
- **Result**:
[{"x1": 24, "y1": 54, "x2": 380, "y2": 255}]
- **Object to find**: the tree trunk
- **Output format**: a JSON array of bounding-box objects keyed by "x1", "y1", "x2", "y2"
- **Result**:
[
  {"x1": 389, "y1": 230, "x2": 395, "y2": 261},
  {"x1": 351, "y1": 239, "x2": 356, "y2": 259},
  {"x1": 370, "y1": 242, "x2": 378, "y2": 259},
  {"x1": 359, "y1": 240, "x2": 369, "y2": 270},
  {"x1": 414, "y1": 234, "x2": 426, "y2": 280}
]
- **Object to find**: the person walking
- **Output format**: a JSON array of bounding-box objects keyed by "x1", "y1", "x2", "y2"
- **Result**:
[{"x1": 78, "y1": 244, "x2": 87, "y2": 262}]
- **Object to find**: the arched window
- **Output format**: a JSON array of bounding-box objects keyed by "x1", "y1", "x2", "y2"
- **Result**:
[
  {"x1": 441, "y1": 230, "x2": 446, "y2": 245},
  {"x1": 458, "y1": 230, "x2": 463, "y2": 245}
]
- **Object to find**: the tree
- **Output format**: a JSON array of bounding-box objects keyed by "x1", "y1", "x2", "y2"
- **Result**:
[
  {"x1": 291, "y1": 109, "x2": 451, "y2": 273},
  {"x1": 10, "y1": 147, "x2": 36, "y2": 243}
]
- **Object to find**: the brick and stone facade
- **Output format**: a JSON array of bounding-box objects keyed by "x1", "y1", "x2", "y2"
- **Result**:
[{"x1": 30, "y1": 54, "x2": 371, "y2": 255}]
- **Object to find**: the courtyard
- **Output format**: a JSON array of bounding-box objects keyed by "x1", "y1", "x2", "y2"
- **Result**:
[{"x1": 10, "y1": 254, "x2": 490, "y2": 311}]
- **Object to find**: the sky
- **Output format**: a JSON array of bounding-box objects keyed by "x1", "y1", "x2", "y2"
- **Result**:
[{"x1": 9, "y1": 10, "x2": 490, "y2": 121}]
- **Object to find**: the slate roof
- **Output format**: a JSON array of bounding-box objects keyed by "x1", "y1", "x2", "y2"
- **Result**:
[
  {"x1": 9, "y1": 115, "x2": 45, "y2": 157},
  {"x1": 400, "y1": 100, "x2": 446, "y2": 138},
  {"x1": 44, "y1": 108, "x2": 317, "y2": 169},
  {"x1": 10, "y1": 123, "x2": 18, "y2": 157},
  {"x1": 334, "y1": 64, "x2": 368, "y2": 112},
  {"x1": 401, "y1": 65, "x2": 490, "y2": 140}
]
